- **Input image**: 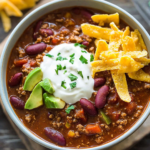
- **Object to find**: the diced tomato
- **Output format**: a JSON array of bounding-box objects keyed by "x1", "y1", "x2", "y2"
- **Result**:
[
  {"x1": 52, "y1": 38, "x2": 59, "y2": 45},
  {"x1": 22, "y1": 63, "x2": 30, "y2": 69},
  {"x1": 107, "y1": 92, "x2": 119, "y2": 104},
  {"x1": 107, "y1": 107, "x2": 120, "y2": 121},
  {"x1": 111, "y1": 111, "x2": 120, "y2": 121},
  {"x1": 14, "y1": 58, "x2": 28, "y2": 67},
  {"x1": 46, "y1": 46, "x2": 53, "y2": 51},
  {"x1": 30, "y1": 60, "x2": 37, "y2": 67},
  {"x1": 126, "y1": 102, "x2": 137, "y2": 115},
  {"x1": 75, "y1": 109, "x2": 87, "y2": 123},
  {"x1": 130, "y1": 93, "x2": 135, "y2": 102},
  {"x1": 85, "y1": 124, "x2": 102, "y2": 135}
]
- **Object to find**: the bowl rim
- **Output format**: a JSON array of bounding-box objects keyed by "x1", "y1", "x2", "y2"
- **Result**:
[{"x1": 0, "y1": 0, "x2": 150, "y2": 150}]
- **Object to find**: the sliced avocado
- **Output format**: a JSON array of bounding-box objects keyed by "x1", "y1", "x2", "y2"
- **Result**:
[
  {"x1": 25, "y1": 82, "x2": 43, "y2": 110},
  {"x1": 23, "y1": 67, "x2": 43, "y2": 91},
  {"x1": 40, "y1": 78, "x2": 55, "y2": 94},
  {"x1": 43, "y1": 93, "x2": 65, "y2": 109}
]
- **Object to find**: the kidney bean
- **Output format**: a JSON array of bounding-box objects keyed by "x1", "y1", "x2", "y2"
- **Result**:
[
  {"x1": 126, "y1": 102, "x2": 137, "y2": 115},
  {"x1": 25, "y1": 43, "x2": 47, "y2": 55},
  {"x1": 80, "y1": 98, "x2": 97, "y2": 116},
  {"x1": 39, "y1": 29, "x2": 54, "y2": 37},
  {"x1": 14, "y1": 58, "x2": 28, "y2": 67},
  {"x1": 82, "y1": 41, "x2": 89, "y2": 47},
  {"x1": 44, "y1": 127, "x2": 66, "y2": 146},
  {"x1": 10, "y1": 96, "x2": 25, "y2": 110},
  {"x1": 95, "y1": 85, "x2": 109, "y2": 109},
  {"x1": 81, "y1": 9, "x2": 93, "y2": 20},
  {"x1": 94, "y1": 78, "x2": 106, "y2": 88},
  {"x1": 72, "y1": 7, "x2": 81, "y2": 14},
  {"x1": 33, "y1": 20, "x2": 43, "y2": 40},
  {"x1": 9, "y1": 72, "x2": 23, "y2": 87}
]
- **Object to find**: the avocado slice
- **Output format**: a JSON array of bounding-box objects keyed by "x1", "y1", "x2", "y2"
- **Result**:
[
  {"x1": 25, "y1": 82, "x2": 43, "y2": 110},
  {"x1": 43, "y1": 93, "x2": 65, "y2": 109},
  {"x1": 23, "y1": 67, "x2": 43, "y2": 91},
  {"x1": 40, "y1": 78, "x2": 55, "y2": 94}
]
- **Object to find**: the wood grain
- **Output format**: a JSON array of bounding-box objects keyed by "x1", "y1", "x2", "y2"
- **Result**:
[{"x1": 0, "y1": 0, "x2": 150, "y2": 150}]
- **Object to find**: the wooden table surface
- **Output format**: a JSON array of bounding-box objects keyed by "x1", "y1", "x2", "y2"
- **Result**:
[{"x1": 0, "y1": 0, "x2": 150, "y2": 150}]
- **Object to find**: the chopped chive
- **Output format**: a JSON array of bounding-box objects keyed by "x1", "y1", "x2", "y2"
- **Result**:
[
  {"x1": 63, "y1": 66, "x2": 66, "y2": 70},
  {"x1": 70, "y1": 53, "x2": 75, "y2": 58},
  {"x1": 61, "y1": 80, "x2": 66, "y2": 89},
  {"x1": 90, "y1": 54, "x2": 94, "y2": 62},
  {"x1": 57, "y1": 52, "x2": 61, "y2": 56},
  {"x1": 78, "y1": 71, "x2": 83, "y2": 78},
  {"x1": 87, "y1": 76, "x2": 89, "y2": 79},
  {"x1": 55, "y1": 69, "x2": 58, "y2": 75},
  {"x1": 46, "y1": 54, "x2": 54, "y2": 58},
  {"x1": 74, "y1": 43, "x2": 86, "y2": 48},
  {"x1": 64, "y1": 70, "x2": 67, "y2": 74},
  {"x1": 69, "y1": 58, "x2": 74, "y2": 64},
  {"x1": 65, "y1": 105, "x2": 75, "y2": 114},
  {"x1": 79, "y1": 55, "x2": 88, "y2": 64},
  {"x1": 68, "y1": 73, "x2": 78, "y2": 81},
  {"x1": 70, "y1": 82, "x2": 76, "y2": 89},
  {"x1": 81, "y1": 50, "x2": 87, "y2": 53}
]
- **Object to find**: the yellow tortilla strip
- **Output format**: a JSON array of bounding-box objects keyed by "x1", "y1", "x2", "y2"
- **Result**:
[
  {"x1": 94, "y1": 40, "x2": 108, "y2": 60},
  {"x1": 0, "y1": 0, "x2": 22, "y2": 17},
  {"x1": 134, "y1": 57, "x2": 150, "y2": 65},
  {"x1": 95, "y1": 39, "x2": 100, "y2": 47},
  {"x1": 128, "y1": 69, "x2": 150, "y2": 83},
  {"x1": 122, "y1": 36, "x2": 136, "y2": 51},
  {"x1": 100, "y1": 50, "x2": 147, "y2": 60},
  {"x1": 110, "y1": 22, "x2": 119, "y2": 31},
  {"x1": 123, "y1": 26, "x2": 130, "y2": 38},
  {"x1": 91, "y1": 59, "x2": 119, "y2": 77},
  {"x1": 109, "y1": 30, "x2": 123, "y2": 51},
  {"x1": 118, "y1": 56, "x2": 144, "y2": 73},
  {"x1": 131, "y1": 29, "x2": 147, "y2": 51},
  {"x1": 92, "y1": 13, "x2": 119, "y2": 26},
  {"x1": 8, "y1": 0, "x2": 27, "y2": 10},
  {"x1": 91, "y1": 59, "x2": 119, "y2": 68},
  {"x1": 0, "y1": 10, "x2": 11, "y2": 32},
  {"x1": 81, "y1": 23, "x2": 112, "y2": 41},
  {"x1": 111, "y1": 70, "x2": 131, "y2": 102}
]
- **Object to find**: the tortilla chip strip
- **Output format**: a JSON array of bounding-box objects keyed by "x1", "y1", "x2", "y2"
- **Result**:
[
  {"x1": 111, "y1": 70, "x2": 131, "y2": 102},
  {"x1": 122, "y1": 36, "x2": 136, "y2": 51},
  {"x1": 0, "y1": 0, "x2": 22, "y2": 17},
  {"x1": 94, "y1": 40, "x2": 108, "y2": 60},
  {"x1": 128, "y1": 69, "x2": 150, "y2": 83},
  {"x1": 91, "y1": 59, "x2": 119, "y2": 77},
  {"x1": 81, "y1": 23, "x2": 112, "y2": 41},
  {"x1": 123, "y1": 26, "x2": 130, "y2": 38},
  {"x1": 118, "y1": 56, "x2": 144, "y2": 73},
  {"x1": 92, "y1": 13, "x2": 119, "y2": 26},
  {"x1": 109, "y1": 30, "x2": 123, "y2": 51},
  {"x1": 131, "y1": 29, "x2": 147, "y2": 51},
  {"x1": 100, "y1": 50, "x2": 147, "y2": 60},
  {"x1": 135, "y1": 57, "x2": 150, "y2": 65},
  {"x1": 110, "y1": 22, "x2": 119, "y2": 31},
  {"x1": 0, "y1": 10, "x2": 11, "y2": 32},
  {"x1": 8, "y1": 0, "x2": 27, "y2": 10}
]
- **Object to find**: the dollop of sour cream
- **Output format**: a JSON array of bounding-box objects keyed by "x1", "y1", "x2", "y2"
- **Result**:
[{"x1": 40, "y1": 43, "x2": 94, "y2": 104}]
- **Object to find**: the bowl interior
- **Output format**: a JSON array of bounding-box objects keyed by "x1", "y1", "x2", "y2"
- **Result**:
[{"x1": 0, "y1": 0, "x2": 150, "y2": 150}]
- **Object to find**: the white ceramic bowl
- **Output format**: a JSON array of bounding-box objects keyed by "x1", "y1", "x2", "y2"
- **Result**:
[{"x1": 0, "y1": 0, "x2": 150, "y2": 149}]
